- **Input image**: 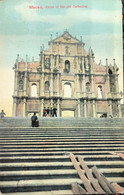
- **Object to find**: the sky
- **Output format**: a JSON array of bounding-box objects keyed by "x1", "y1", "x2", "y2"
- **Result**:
[{"x1": 0, "y1": 0, "x2": 123, "y2": 116}]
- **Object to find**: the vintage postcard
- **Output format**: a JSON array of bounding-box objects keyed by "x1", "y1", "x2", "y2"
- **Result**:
[{"x1": 0, "y1": 0, "x2": 124, "y2": 194}]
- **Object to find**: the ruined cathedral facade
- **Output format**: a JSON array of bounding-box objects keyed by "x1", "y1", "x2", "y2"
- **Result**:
[{"x1": 12, "y1": 31, "x2": 122, "y2": 118}]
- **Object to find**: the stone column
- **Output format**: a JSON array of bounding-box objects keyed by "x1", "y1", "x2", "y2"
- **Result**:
[
  {"x1": 117, "y1": 100, "x2": 122, "y2": 118},
  {"x1": 42, "y1": 54, "x2": 45, "y2": 72},
  {"x1": 89, "y1": 49, "x2": 95, "y2": 98},
  {"x1": 57, "y1": 43, "x2": 59, "y2": 55},
  {"x1": 76, "y1": 56, "x2": 79, "y2": 73},
  {"x1": 83, "y1": 100, "x2": 87, "y2": 117},
  {"x1": 77, "y1": 99, "x2": 81, "y2": 117},
  {"x1": 76, "y1": 75, "x2": 80, "y2": 98},
  {"x1": 106, "y1": 59, "x2": 111, "y2": 98},
  {"x1": 23, "y1": 98, "x2": 26, "y2": 117},
  {"x1": 50, "y1": 54, "x2": 54, "y2": 71},
  {"x1": 108, "y1": 100, "x2": 113, "y2": 117},
  {"x1": 40, "y1": 99, "x2": 44, "y2": 117},
  {"x1": 57, "y1": 73, "x2": 60, "y2": 96},
  {"x1": 56, "y1": 55, "x2": 59, "y2": 69},
  {"x1": 23, "y1": 55, "x2": 28, "y2": 97},
  {"x1": 76, "y1": 44, "x2": 78, "y2": 55},
  {"x1": 115, "y1": 74, "x2": 119, "y2": 98},
  {"x1": 82, "y1": 75, "x2": 86, "y2": 98},
  {"x1": 12, "y1": 98, "x2": 17, "y2": 117},
  {"x1": 81, "y1": 56, "x2": 86, "y2": 98},
  {"x1": 50, "y1": 99, "x2": 53, "y2": 108},
  {"x1": 51, "y1": 42, "x2": 53, "y2": 53},
  {"x1": 14, "y1": 71, "x2": 18, "y2": 97},
  {"x1": 91, "y1": 75, "x2": 95, "y2": 99},
  {"x1": 50, "y1": 73, "x2": 53, "y2": 96},
  {"x1": 23, "y1": 71, "x2": 27, "y2": 96},
  {"x1": 13, "y1": 55, "x2": 19, "y2": 96},
  {"x1": 57, "y1": 99, "x2": 61, "y2": 117},
  {"x1": 50, "y1": 55, "x2": 54, "y2": 96},
  {"x1": 113, "y1": 59, "x2": 120, "y2": 98},
  {"x1": 41, "y1": 73, "x2": 44, "y2": 96},
  {"x1": 92, "y1": 100, "x2": 96, "y2": 118}
]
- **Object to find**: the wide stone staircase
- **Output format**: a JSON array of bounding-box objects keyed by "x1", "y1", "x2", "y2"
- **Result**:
[{"x1": 0, "y1": 118, "x2": 124, "y2": 194}]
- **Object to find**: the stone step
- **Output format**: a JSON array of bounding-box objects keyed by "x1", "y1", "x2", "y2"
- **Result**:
[
  {"x1": 0, "y1": 154, "x2": 120, "y2": 160},
  {"x1": 0, "y1": 147, "x2": 123, "y2": 152},
  {"x1": 0, "y1": 177, "x2": 124, "y2": 191},
  {"x1": 0, "y1": 117, "x2": 124, "y2": 127},
  {"x1": 0, "y1": 168, "x2": 123, "y2": 177},
  {"x1": 0, "y1": 178, "x2": 82, "y2": 192},
  {"x1": 0, "y1": 120, "x2": 124, "y2": 194},
  {"x1": 0, "y1": 160, "x2": 124, "y2": 168},
  {"x1": 4, "y1": 190, "x2": 73, "y2": 195},
  {"x1": 0, "y1": 150, "x2": 123, "y2": 155},
  {"x1": 0, "y1": 138, "x2": 123, "y2": 141},
  {"x1": 0, "y1": 140, "x2": 123, "y2": 144},
  {"x1": 1, "y1": 143, "x2": 124, "y2": 149}
]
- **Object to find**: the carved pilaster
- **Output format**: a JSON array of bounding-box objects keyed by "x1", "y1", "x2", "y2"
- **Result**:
[
  {"x1": 41, "y1": 73, "x2": 44, "y2": 96},
  {"x1": 76, "y1": 56, "x2": 79, "y2": 73},
  {"x1": 77, "y1": 99, "x2": 81, "y2": 117},
  {"x1": 115, "y1": 74, "x2": 120, "y2": 98},
  {"x1": 57, "y1": 43, "x2": 59, "y2": 54},
  {"x1": 108, "y1": 100, "x2": 113, "y2": 117},
  {"x1": 12, "y1": 98, "x2": 17, "y2": 117},
  {"x1": 91, "y1": 75, "x2": 95, "y2": 98},
  {"x1": 50, "y1": 55, "x2": 54, "y2": 71},
  {"x1": 92, "y1": 100, "x2": 96, "y2": 118},
  {"x1": 42, "y1": 54, "x2": 45, "y2": 72},
  {"x1": 56, "y1": 55, "x2": 59, "y2": 69},
  {"x1": 40, "y1": 99, "x2": 44, "y2": 117},
  {"x1": 14, "y1": 71, "x2": 18, "y2": 96},
  {"x1": 83, "y1": 100, "x2": 87, "y2": 118},
  {"x1": 57, "y1": 99, "x2": 61, "y2": 117},
  {"x1": 50, "y1": 99, "x2": 53, "y2": 108},
  {"x1": 23, "y1": 98, "x2": 26, "y2": 117},
  {"x1": 82, "y1": 75, "x2": 86, "y2": 98},
  {"x1": 106, "y1": 59, "x2": 111, "y2": 98},
  {"x1": 50, "y1": 73, "x2": 53, "y2": 96},
  {"x1": 76, "y1": 75, "x2": 80, "y2": 98},
  {"x1": 117, "y1": 100, "x2": 122, "y2": 118},
  {"x1": 57, "y1": 73, "x2": 60, "y2": 96},
  {"x1": 82, "y1": 56, "x2": 85, "y2": 74},
  {"x1": 23, "y1": 71, "x2": 27, "y2": 96}
]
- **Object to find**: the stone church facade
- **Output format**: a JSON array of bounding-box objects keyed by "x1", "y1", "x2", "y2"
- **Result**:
[{"x1": 12, "y1": 31, "x2": 122, "y2": 117}]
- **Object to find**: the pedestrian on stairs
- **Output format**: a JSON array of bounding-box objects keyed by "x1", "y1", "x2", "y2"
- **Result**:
[
  {"x1": 52, "y1": 107, "x2": 57, "y2": 117},
  {"x1": 31, "y1": 112, "x2": 38, "y2": 127},
  {"x1": 46, "y1": 107, "x2": 50, "y2": 117},
  {"x1": 0, "y1": 110, "x2": 6, "y2": 118},
  {"x1": 50, "y1": 107, "x2": 53, "y2": 117},
  {"x1": 43, "y1": 107, "x2": 46, "y2": 117}
]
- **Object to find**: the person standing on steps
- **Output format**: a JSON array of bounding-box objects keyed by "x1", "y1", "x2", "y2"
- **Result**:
[
  {"x1": 52, "y1": 107, "x2": 57, "y2": 117},
  {"x1": 50, "y1": 107, "x2": 53, "y2": 117},
  {"x1": 0, "y1": 110, "x2": 6, "y2": 118},
  {"x1": 43, "y1": 107, "x2": 46, "y2": 117},
  {"x1": 31, "y1": 112, "x2": 38, "y2": 127},
  {"x1": 46, "y1": 107, "x2": 50, "y2": 117}
]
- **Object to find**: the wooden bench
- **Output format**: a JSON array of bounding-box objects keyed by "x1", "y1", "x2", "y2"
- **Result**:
[{"x1": 69, "y1": 153, "x2": 124, "y2": 194}]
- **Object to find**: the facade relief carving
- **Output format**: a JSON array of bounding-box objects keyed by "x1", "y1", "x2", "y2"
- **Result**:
[{"x1": 12, "y1": 31, "x2": 121, "y2": 118}]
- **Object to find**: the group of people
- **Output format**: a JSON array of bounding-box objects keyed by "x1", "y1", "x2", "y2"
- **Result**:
[
  {"x1": 31, "y1": 107, "x2": 57, "y2": 127},
  {"x1": 43, "y1": 107, "x2": 57, "y2": 117}
]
